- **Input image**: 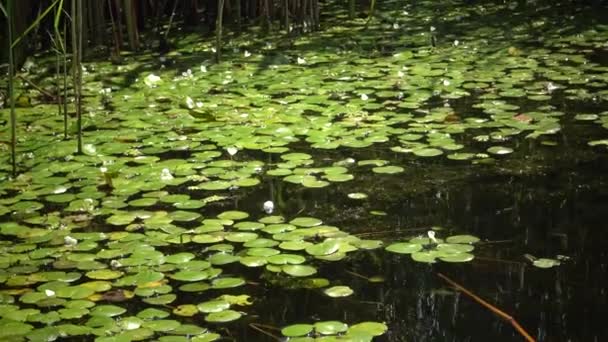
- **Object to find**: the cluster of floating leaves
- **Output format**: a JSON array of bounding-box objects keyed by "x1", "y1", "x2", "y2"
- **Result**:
[
  {"x1": 281, "y1": 321, "x2": 388, "y2": 341},
  {"x1": 1, "y1": 0, "x2": 606, "y2": 340},
  {"x1": 386, "y1": 232, "x2": 479, "y2": 263}
]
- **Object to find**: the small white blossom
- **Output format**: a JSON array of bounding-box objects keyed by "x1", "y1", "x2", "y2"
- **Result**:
[
  {"x1": 160, "y1": 168, "x2": 174, "y2": 181},
  {"x1": 44, "y1": 289, "x2": 55, "y2": 297},
  {"x1": 263, "y1": 200, "x2": 275, "y2": 214},
  {"x1": 297, "y1": 57, "x2": 306, "y2": 65},
  {"x1": 226, "y1": 147, "x2": 238, "y2": 156},
  {"x1": 64, "y1": 236, "x2": 78, "y2": 246},
  {"x1": 360, "y1": 93, "x2": 369, "y2": 101},
  {"x1": 185, "y1": 96, "x2": 195, "y2": 109},
  {"x1": 453, "y1": 40, "x2": 459, "y2": 46},
  {"x1": 244, "y1": 50, "x2": 251, "y2": 57},
  {"x1": 144, "y1": 73, "x2": 161, "y2": 88},
  {"x1": 427, "y1": 230, "x2": 438, "y2": 243},
  {"x1": 200, "y1": 65, "x2": 208, "y2": 73}
]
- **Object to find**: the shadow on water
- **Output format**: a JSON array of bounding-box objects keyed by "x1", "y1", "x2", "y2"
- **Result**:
[{"x1": 211, "y1": 121, "x2": 608, "y2": 341}]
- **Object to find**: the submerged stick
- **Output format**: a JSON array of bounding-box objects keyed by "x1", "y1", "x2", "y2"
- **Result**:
[
  {"x1": 437, "y1": 272, "x2": 536, "y2": 342},
  {"x1": 249, "y1": 323, "x2": 282, "y2": 341}
]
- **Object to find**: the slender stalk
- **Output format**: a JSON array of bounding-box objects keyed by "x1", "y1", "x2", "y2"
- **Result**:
[
  {"x1": 71, "y1": 0, "x2": 83, "y2": 153},
  {"x1": 63, "y1": 18, "x2": 68, "y2": 139},
  {"x1": 234, "y1": 0, "x2": 241, "y2": 34},
  {"x1": 437, "y1": 273, "x2": 536, "y2": 342},
  {"x1": 349, "y1": 0, "x2": 355, "y2": 19},
  {"x1": 215, "y1": 0, "x2": 225, "y2": 63},
  {"x1": 7, "y1": 0, "x2": 17, "y2": 176}
]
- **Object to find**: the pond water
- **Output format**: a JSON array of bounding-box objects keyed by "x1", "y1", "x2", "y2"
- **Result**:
[{"x1": 1, "y1": 0, "x2": 607, "y2": 341}]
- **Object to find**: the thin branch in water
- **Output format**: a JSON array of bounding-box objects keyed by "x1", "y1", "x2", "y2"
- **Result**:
[
  {"x1": 248, "y1": 323, "x2": 282, "y2": 341},
  {"x1": 437, "y1": 272, "x2": 536, "y2": 342}
]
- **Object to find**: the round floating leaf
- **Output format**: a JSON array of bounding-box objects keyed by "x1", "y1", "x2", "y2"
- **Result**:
[
  {"x1": 533, "y1": 258, "x2": 561, "y2": 268},
  {"x1": 205, "y1": 310, "x2": 242, "y2": 323},
  {"x1": 324, "y1": 285, "x2": 353, "y2": 298},
  {"x1": 142, "y1": 319, "x2": 181, "y2": 332},
  {"x1": 279, "y1": 240, "x2": 313, "y2": 251},
  {"x1": 447, "y1": 153, "x2": 475, "y2": 161},
  {"x1": 487, "y1": 146, "x2": 513, "y2": 155},
  {"x1": 217, "y1": 211, "x2": 249, "y2": 220},
  {"x1": 142, "y1": 294, "x2": 176, "y2": 305},
  {"x1": 305, "y1": 240, "x2": 340, "y2": 256},
  {"x1": 165, "y1": 253, "x2": 196, "y2": 264},
  {"x1": 191, "y1": 332, "x2": 221, "y2": 342},
  {"x1": 349, "y1": 322, "x2": 388, "y2": 336},
  {"x1": 372, "y1": 166, "x2": 403, "y2": 174},
  {"x1": 239, "y1": 256, "x2": 267, "y2": 267},
  {"x1": 226, "y1": 232, "x2": 259, "y2": 242},
  {"x1": 282, "y1": 265, "x2": 317, "y2": 277},
  {"x1": 446, "y1": 235, "x2": 480, "y2": 244},
  {"x1": 411, "y1": 251, "x2": 437, "y2": 263},
  {"x1": 198, "y1": 181, "x2": 232, "y2": 190},
  {"x1": 171, "y1": 270, "x2": 210, "y2": 282},
  {"x1": 197, "y1": 300, "x2": 230, "y2": 313},
  {"x1": 439, "y1": 253, "x2": 474, "y2": 263},
  {"x1": 267, "y1": 253, "x2": 306, "y2": 265},
  {"x1": 314, "y1": 321, "x2": 348, "y2": 335},
  {"x1": 55, "y1": 286, "x2": 95, "y2": 299},
  {"x1": 90, "y1": 305, "x2": 127, "y2": 317},
  {"x1": 281, "y1": 324, "x2": 314, "y2": 337},
  {"x1": 301, "y1": 178, "x2": 330, "y2": 188},
  {"x1": 574, "y1": 114, "x2": 598, "y2": 121},
  {"x1": 233, "y1": 222, "x2": 265, "y2": 231},
  {"x1": 211, "y1": 277, "x2": 245, "y2": 289},
  {"x1": 348, "y1": 192, "x2": 368, "y2": 199},
  {"x1": 86, "y1": 269, "x2": 123, "y2": 280},
  {"x1": 413, "y1": 148, "x2": 443, "y2": 157},
  {"x1": 386, "y1": 242, "x2": 422, "y2": 254},
  {"x1": 106, "y1": 212, "x2": 137, "y2": 226},
  {"x1": 289, "y1": 217, "x2": 322, "y2": 227},
  {"x1": 281, "y1": 153, "x2": 312, "y2": 161}
]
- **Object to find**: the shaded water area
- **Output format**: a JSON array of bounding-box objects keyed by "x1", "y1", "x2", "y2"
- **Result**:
[{"x1": 1, "y1": 0, "x2": 608, "y2": 341}]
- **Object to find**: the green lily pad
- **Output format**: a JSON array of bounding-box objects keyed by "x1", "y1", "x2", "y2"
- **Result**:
[
  {"x1": 289, "y1": 217, "x2": 322, "y2": 227},
  {"x1": 487, "y1": 146, "x2": 513, "y2": 155},
  {"x1": 372, "y1": 166, "x2": 404, "y2": 174},
  {"x1": 197, "y1": 300, "x2": 230, "y2": 313},
  {"x1": 385, "y1": 242, "x2": 423, "y2": 254},
  {"x1": 323, "y1": 285, "x2": 353, "y2": 298},
  {"x1": 205, "y1": 310, "x2": 242, "y2": 323},
  {"x1": 211, "y1": 277, "x2": 245, "y2": 289},
  {"x1": 314, "y1": 321, "x2": 348, "y2": 335},
  {"x1": 281, "y1": 324, "x2": 314, "y2": 337},
  {"x1": 282, "y1": 265, "x2": 317, "y2": 277},
  {"x1": 446, "y1": 235, "x2": 480, "y2": 244},
  {"x1": 217, "y1": 211, "x2": 249, "y2": 220}
]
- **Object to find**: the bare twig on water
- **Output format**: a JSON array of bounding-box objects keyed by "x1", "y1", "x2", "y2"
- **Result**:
[
  {"x1": 249, "y1": 323, "x2": 282, "y2": 341},
  {"x1": 437, "y1": 272, "x2": 536, "y2": 342}
]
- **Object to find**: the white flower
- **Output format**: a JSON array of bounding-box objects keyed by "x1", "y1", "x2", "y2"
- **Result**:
[
  {"x1": 144, "y1": 73, "x2": 161, "y2": 87},
  {"x1": 263, "y1": 200, "x2": 274, "y2": 214},
  {"x1": 44, "y1": 289, "x2": 55, "y2": 297},
  {"x1": 185, "y1": 96, "x2": 195, "y2": 109},
  {"x1": 110, "y1": 259, "x2": 122, "y2": 268},
  {"x1": 392, "y1": 23, "x2": 400, "y2": 29},
  {"x1": 244, "y1": 50, "x2": 251, "y2": 57},
  {"x1": 226, "y1": 147, "x2": 238, "y2": 156},
  {"x1": 297, "y1": 57, "x2": 306, "y2": 65},
  {"x1": 430, "y1": 26, "x2": 436, "y2": 32},
  {"x1": 453, "y1": 40, "x2": 459, "y2": 46},
  {"x1": 64, "y1": 236, "x2": 78, "y2": 246},
  {"x1": 397, "y1": 70, "x2": 405, "y2": 77},
  {"x1": 427, "y1": 230, "x2": 438, "y2": 243},
  {"x1": 546, "y1": 82, "x2": 559, "y2": 93},
  {"x1": 160, "y1": 168, "x2": 174, "y2": 181},
  {"x1": 360, "y1": 93, "x2": 369, "y2": 101},
  {"x1": 442, "y1": 79, "x2": 450, "y2": 86},
  {"x1": 200, "y1": 65, "x2": 208, "y2": 73},
  {"x1": 196, "y1": 101, "x2": 203, "y2": 108}
]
